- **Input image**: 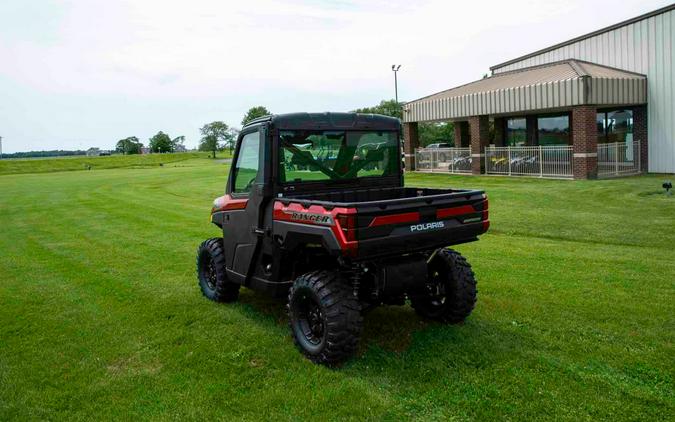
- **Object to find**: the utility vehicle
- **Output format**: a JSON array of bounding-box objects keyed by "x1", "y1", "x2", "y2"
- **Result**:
[{"x1": 196, "y1": 112, "x2": 489, "y2": 365}]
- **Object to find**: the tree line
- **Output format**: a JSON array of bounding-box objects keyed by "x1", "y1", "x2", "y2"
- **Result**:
[
  {"x1": 111, "y1": 106, "x2": 273, "y2": 158},
  {"x1": 4, "y1": 103, "x2": 444, "y2": 160},
  {"x1": 115, "y1": 132, "x2": 186, "y2": 155},
  {"x1": 197, "y1": 106, "x2": 271, "y2": 158}
]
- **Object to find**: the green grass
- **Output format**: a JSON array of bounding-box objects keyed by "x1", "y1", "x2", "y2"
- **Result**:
[
  {"x1": 0, "y1": 152, "x2": 231, "y2": 175},
  {"x1": 0, "y1": 160, "x2": 673, "y2": 420}
]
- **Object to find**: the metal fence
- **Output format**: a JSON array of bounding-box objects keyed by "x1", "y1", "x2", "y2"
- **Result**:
[
  {"x1": 485, "y1": 145, "x2": 573, "y2": 178},
  {"x1": 597, "y1": 141, "x2": 641, "y2": 178},
  {"x1": 415, "y1": 148, "x2": 472, "y2": 174}
]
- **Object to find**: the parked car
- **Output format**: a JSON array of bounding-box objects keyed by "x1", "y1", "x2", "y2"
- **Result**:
[{"x1": 425, "y1": 142, "x2": 452, "y2": 162}]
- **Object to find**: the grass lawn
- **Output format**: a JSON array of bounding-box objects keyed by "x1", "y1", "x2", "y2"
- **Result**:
[
  {"x1": 0, "y1": 158, "x2": 673, "y2": 420},
  {"x1": 0, "y1": 151, "x2": 231, "y2": 175}
]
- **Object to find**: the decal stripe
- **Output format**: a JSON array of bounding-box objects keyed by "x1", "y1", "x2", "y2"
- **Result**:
[
  {"x1": 369, "y1": 212, "x2": 420, "y2": 227},
  {"x1": 436, "y1": 205, "x2": 476, "y2": 219}
]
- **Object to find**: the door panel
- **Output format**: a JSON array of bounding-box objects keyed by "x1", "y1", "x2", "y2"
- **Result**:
[{"x1": 223, "y1": 129, "x2": 264, "y2": 277}]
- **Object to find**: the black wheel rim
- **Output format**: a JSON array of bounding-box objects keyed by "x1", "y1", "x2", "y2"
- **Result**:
[
  {"x1": 427, "y1": 269, "x2": 447, "y2": 307},
  {"x1": 200, "y1": 253, "x2": 217, "y2": 291},
  {"x1": 293, "y1": 292, "x2": 325, "y2": 347},
  {"x1": 206, "y1": 259, "x2": 217, "y2": 290}
]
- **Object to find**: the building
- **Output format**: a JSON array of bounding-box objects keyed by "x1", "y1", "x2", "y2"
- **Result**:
[{"x1": 402, "y1": 4, "x2": 674, "y2": 178}]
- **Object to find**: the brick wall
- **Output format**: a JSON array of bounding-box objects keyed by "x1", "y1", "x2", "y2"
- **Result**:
[
  {"x1": 571, "y1": 106, "x2": 598, "y2": 179},
  {"x1": 633, "y1": 105, "x2": 648, "y2": 172},
  {"x1": 403, "y1": 122, "x2": 419, "y2": 171},
  {"x1": 454, "y1": 121, "x2": 470, "y2": 147},
  {"x1": 469, "y1": 115, "x2": 489, "y2": 174}
]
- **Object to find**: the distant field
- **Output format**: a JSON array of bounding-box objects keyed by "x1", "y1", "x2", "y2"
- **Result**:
[
  {"x1": 0, "y1": 161, "x2": 673, "y2": 420},
  {"x1": 0, "y1": 152, "x2": 231, "y2": 175}
]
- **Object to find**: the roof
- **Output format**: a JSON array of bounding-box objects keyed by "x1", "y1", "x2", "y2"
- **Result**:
[
  {"x1": 490, "y1": 4, "x2": 675, "y2": 72},
  {"x1": 244, "y1": 112, "x2": 400, "y2": 130},
  {"x1": 403, "y1": 60, "x2": 646, "y2": 122}
]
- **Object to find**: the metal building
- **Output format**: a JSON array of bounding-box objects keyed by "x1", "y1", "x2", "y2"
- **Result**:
[{"x1": 403, "y1": 4, "x2": 675, "y2": 178}]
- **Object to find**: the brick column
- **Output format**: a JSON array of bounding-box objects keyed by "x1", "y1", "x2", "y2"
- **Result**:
[
  {"x1": 469, "y1": 115, "x2": 489, "y2": 174},
  {"x1": 454, "y1": 121, "x2": 470, "y2": 147},
  {"x1": 493, "y1": 117, "x2": 506, "y2": 146},
  {"x1": 571, "y1": 106, "x2": 598, "y2": 179},
  {"x1": 403, "y1": 122, "x2": 419, "y2": 171},
  {"x1": 454, "y1": 123, "x2": 462, "y2": 147},
  {"x1": 526, "y1": 115, "x2": 538, "y2": 146},
  {"x1": 633, "y1": 105, "x2": 648, "y2": 172}
]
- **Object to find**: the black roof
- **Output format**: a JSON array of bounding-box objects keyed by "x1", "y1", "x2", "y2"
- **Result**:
[{"x1": 243, "y1": 112, "x2": 400, "y2": 131}]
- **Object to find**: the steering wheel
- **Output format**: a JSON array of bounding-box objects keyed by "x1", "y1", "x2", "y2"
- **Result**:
[{"x1": 244, "y1": 176, "x2": 257, "y2": 191}]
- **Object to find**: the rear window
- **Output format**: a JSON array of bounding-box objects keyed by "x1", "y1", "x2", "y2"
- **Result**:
[{"x1": 279, "y1": 130, "x2": 399, "y2": 183}]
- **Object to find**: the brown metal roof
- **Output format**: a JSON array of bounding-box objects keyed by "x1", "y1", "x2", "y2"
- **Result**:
[
  {"x1": 403, "y1": 60, "x2": 646, "y2": 122},
  {"x1": 417, "y1": 60, "x2": 643, "y2": 102}
]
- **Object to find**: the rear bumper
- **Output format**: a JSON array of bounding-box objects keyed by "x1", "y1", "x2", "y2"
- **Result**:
[{"x1": 355, "y1": 220, "x2": 487, "y2": 260}]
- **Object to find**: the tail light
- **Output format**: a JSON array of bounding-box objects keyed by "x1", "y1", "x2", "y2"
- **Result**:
[
  {"x1": 336, "y1": 214, "x2": 357, "y2": 242},
  {"x1": 482, "y1": 197, "x2": 490, "y2": 232}
]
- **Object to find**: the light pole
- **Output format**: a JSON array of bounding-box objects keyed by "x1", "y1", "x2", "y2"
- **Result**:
[
  {"x1": 391, "y1": 65, "x2": 401, "y2": 104},
  {"x1": 0, "y1": 136, "x2": 3, "y2": 159}
]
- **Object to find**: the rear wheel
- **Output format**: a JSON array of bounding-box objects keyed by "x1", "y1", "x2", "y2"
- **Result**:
[
  {"x1": 288, "y1": 271, "x2": 362, "y2": 365},
  {"x1": 196, "y1": 238, "x2": 240, "y2": 303},
  {"x1": 411, "y1": 249, "x2": 477, "y2": 323}
]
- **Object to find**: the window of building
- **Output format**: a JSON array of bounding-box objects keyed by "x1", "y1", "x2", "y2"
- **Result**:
[
  {"x1": 596, "y1": 109, "x2": 633, "y2": 144},
  {"x1": 506, "y1": 118, "x2": 526, "y2": 146},
  {"x1": 537, "y1": 115, "x2": 569, "y2": 145}
]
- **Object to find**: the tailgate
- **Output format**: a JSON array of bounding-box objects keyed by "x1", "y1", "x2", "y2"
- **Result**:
[{"x1": 353, "y1": 189, "x2": 488, "y2": 258}]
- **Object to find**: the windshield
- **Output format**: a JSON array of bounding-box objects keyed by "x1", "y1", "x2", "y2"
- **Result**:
[{"x1": 279, "y1": 130, "x2": 399, "y2": 183}]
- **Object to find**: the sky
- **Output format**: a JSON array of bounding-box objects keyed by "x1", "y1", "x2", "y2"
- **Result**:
[{"x1": 0, "y1": 0, "x2": 671, "y2": 153}]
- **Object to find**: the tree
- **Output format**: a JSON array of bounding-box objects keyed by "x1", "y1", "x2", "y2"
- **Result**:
[
  {"x1": 241, "y1": 106, "x2": 271, "y2": 126},
  {"x1": 353, "y1": 99, "x2": 403, "y2": 119},
  {"x1": 115, "y1": 136, "x2": 143, "y2": 155},
  {"x1": 149, "y1": 131, "x2": 174, "y2": 153},
  {"x1": 172, "y1": 136, "x2": 186, "y2": 152},
  {"x1": 199, "y1": 121, "x2": 234, "y2": 158},
  {"x1": 225, "y1": 127, "x2": 239, "y2": 153},
  {"x1": 418, "y1": 122, "x2": 455, "y2": 147}
]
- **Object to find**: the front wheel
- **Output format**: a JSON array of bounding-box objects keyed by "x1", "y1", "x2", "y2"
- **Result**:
[
  {"x1": 196, "y1": 238, "x2": 240, "y2": 303},
  {"x1": 287, "y1": 271, "x2": 362, "y2": 365},
  {"x1": 410, "y1": 249, "x2": 477, "y2": 323}
]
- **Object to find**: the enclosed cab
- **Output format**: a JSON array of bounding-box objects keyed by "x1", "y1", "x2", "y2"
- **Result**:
[{"x1": 197, "y1": 112, "x2": 489, "y2": 364}]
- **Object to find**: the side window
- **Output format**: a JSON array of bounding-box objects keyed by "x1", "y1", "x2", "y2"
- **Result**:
[{"x1": 232, "y1": 131, "x2": 261, "y2": 194}]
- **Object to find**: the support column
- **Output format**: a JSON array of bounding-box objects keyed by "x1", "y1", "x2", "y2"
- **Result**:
[
  {"x1": 571, "y1": 106, "x2": 598, "y2": 179},
  {"x1": 493, "y1": 117, "x2": 506, "y2": 147},
  {"x1": 526, "y1": 115, "x2": 538, "y2": 146},
  {"x1": 403, "y1": 122, "x2": 419, "y2": 171},
  {"x1": 633, "y1": 105, "x2": 648, "y2": 172},
  {"x1": 469, "y1": 115, "x2": 490, "y2": 174},
  {"x1": 454, "y1": 123, "x2": 462, "y2": 147},
  {"x1": 454, "y1": 121, "x2": 470, "y2": 147}
]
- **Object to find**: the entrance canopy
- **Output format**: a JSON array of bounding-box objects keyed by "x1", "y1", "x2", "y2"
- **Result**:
[{"x1": 402, "y1": 60, "x2": 646, "y2": 123}]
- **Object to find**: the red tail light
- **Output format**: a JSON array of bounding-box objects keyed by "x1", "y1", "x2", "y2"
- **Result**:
[
  {"x1": 336, "y1": 214, "x2": 357, "y2": 242},
  {"x1": 482, "y1": 196, "x2": 489, "y2": 232}
]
